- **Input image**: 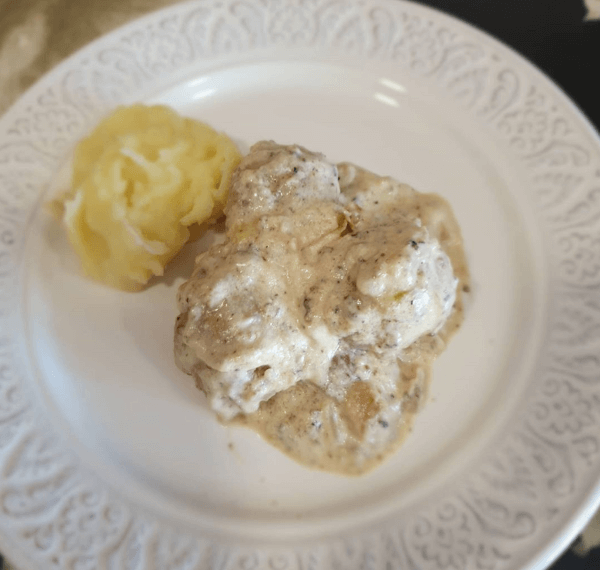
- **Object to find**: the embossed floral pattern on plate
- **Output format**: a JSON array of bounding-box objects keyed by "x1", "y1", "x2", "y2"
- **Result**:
[{"x1": 1, "y1": 1, "x2": 600, "y2": 569}]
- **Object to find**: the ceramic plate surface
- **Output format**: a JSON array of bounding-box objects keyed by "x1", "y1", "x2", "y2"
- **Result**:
[{"x1": 1, "y1": 1, "x2": 600, "y2": 569}]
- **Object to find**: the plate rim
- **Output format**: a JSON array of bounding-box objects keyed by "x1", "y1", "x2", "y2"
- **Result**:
[{"x1": 1, "y1": 0, "x2": 600, "y2": 568}]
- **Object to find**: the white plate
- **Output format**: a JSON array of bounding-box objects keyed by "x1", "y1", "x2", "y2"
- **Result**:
[{"x1": 1, "y1": 1, "x2": 600, "y2": 569}]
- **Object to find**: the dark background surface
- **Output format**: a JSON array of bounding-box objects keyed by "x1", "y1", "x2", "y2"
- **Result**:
[{"x1": 0, "y1": 0, "x2": 598, "y2": 568}]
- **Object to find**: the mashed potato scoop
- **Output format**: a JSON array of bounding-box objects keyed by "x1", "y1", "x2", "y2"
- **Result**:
[{"x1": 52, "y1": 104, "x2": 240, "y2": 291}]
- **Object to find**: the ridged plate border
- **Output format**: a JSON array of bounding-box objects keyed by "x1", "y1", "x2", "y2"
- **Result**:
[{"x1": 1, "y1": 1, "x2": 600, "y2": 568}]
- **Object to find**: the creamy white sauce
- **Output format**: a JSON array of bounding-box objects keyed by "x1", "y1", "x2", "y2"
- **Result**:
[{"x1": 175, "y1": 141, "x2": 469, "y2": 475}]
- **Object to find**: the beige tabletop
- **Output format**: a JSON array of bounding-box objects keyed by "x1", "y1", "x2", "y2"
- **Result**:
[
  {"x1": 586, "y1": 0, "x2": 600, "y2": 19},
  {"x1": 0, "y1": 0, "x2": 599, "y2": 568}
]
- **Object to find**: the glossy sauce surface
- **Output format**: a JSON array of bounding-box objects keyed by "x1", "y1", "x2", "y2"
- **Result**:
[{"x1": 175, "y1": 142, "x2": 469, "y2": 475}]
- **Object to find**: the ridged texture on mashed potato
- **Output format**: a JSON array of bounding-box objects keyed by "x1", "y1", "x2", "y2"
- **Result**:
[{"x1": 55, "y1": 104, "x2": 240, "y2": 291}]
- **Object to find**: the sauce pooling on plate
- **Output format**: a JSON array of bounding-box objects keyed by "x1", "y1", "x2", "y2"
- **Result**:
[{"x1": 175, "y1": 141, "x2": 469, "y2": 475}]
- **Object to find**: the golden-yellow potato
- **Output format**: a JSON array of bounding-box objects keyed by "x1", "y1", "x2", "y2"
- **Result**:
[{"x1": 54, "y1": 104, "x2": 240, "y2": 291}]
